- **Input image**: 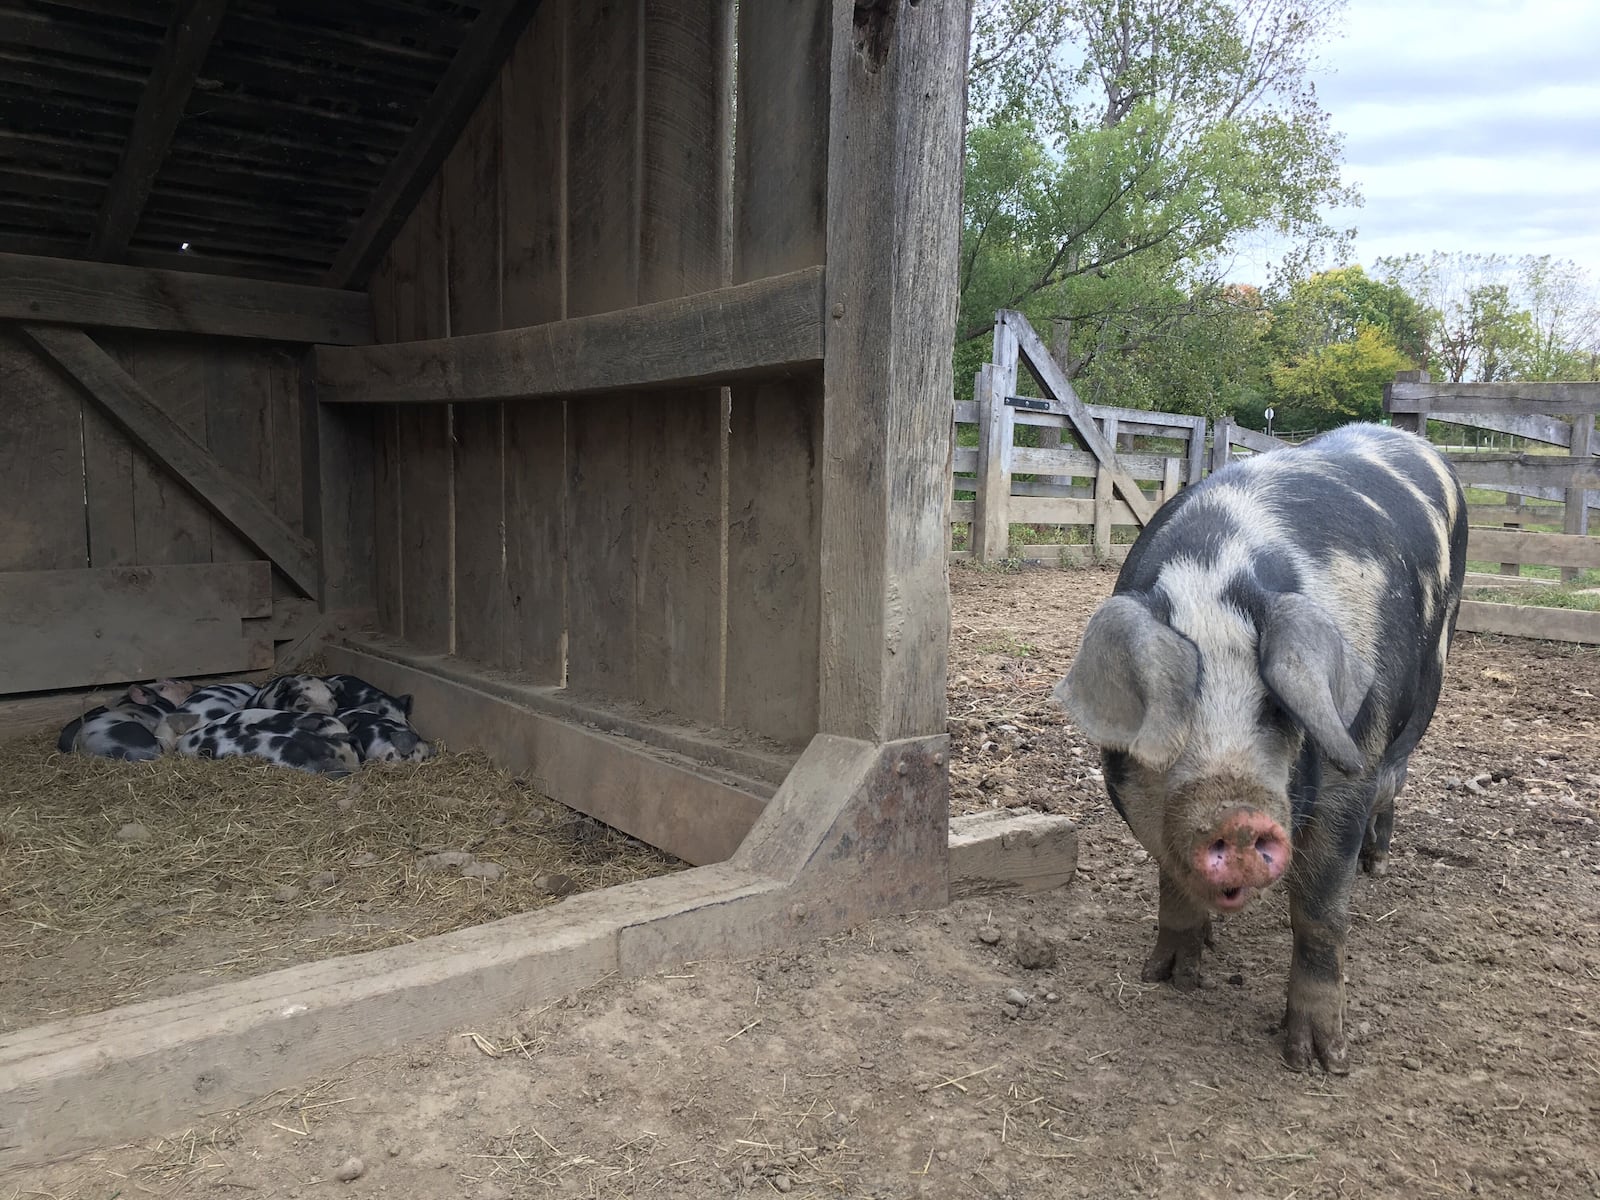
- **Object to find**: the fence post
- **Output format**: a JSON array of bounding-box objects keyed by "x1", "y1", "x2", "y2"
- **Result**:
[
  {"x1": 1563, "y1": 414, "x2": 1595, "y2": 583},
  {"x1": 974, "y1": 363, "x2": 1012, "y2": 562},
  {"x1": 1093, "y1": 413, "x2": 1118, "y2": 558},
  {"x1": 1499, "y1": 491, "x2": 1523, "y2": 579},
  {"x1": 1210, "y1": 417, "x2": 1233, "y2": 473},
  {"x1": 1386, "y1": 369, "x2": 1430, "y2": 433}
]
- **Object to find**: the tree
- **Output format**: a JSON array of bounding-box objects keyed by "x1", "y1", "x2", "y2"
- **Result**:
[
  {"x1": 958, "y1": 0, "x2": 1356, "y2": 376},
  {"x1": 1373, "y1": 252, "x2": 1600, "y2": 382},
  {"x1": 1269, "y1": 324, "x2": 1411, "y2": 426}
]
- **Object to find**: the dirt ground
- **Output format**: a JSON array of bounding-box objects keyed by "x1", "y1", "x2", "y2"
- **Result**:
[{"x1": 10, "y1": 563, "x2": 1600, "y2": 1200}]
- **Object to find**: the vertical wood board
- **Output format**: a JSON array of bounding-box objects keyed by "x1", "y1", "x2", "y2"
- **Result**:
[{"x1": 0, "y1": 329, "x2": 88, "y2": 572}]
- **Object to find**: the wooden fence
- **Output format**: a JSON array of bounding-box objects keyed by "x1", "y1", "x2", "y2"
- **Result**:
[{"x1": 1385, "y1": 371, "x2": 1600, "y2": 645}]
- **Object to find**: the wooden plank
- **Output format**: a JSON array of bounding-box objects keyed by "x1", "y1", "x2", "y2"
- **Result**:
[
  {"x1": 1019, "y1": 542, "x2": 1133, "y2": 565},
  {"x1": 1465, "y1": 529, "x2": 1600, "y2": 571},
  {"x1": 948, "y1": 812, "x2": 1080, "y2": 898},
  {"x1": 0, "y1": 252, "x2": 372, "y2": 344},
  {"x1": 499, "y1": 0, "x2": 568, "y2": 681},
  {"x1": 315, "y1": 268, "x2": 826, "y2": 405},
  {"x1": 724, "y1": 0, "x2": 828, "y2": 746},
  {"x1": 1456, "y1": 600, "x2": 1600, "y2": 645},
  {"x1": 632, "y1": 0, "x2": 733, "y2": 725},
  {"x1": 86, "y1": 0, "x2": 228, "y2": 259},
  {"x1": 268, "y1": 351, "x2": 304, "y2": 537},
  {"x1": 298, "y1": 357, "x2": 375, "y2": 613},
  {"x1": 366, "y1": 257, "x2": 403, "y2": 636},
  {"x1": 0, "y1": 329, "x2": 87, "y2": 571},
  {"x1": 1000, "y1": 312, "x2": 1158, "y2": 526},
  {"x1": 197, "y1": 342, "x2": 275, "y2": 567},
  {"x1": 101, "y1": 334, "x2": 213, "y2": 568},
  {"x1": 1388, "y1": 381, "x2": 1600, "y2": 416},
  {"x1": 1430, "y1": 409, "x2": 1573, "y2": 448},
  {"x1": 975, "y1": 364, "x2": 1011, "y2": 562},
  {"x1": 1463, "y1": 571, "x2": 1555, "y2": 590},
  {"x1": 1447, "y1": 454, "x2": 1600, "y2": 491},
  {"x1": 323, "y1": 642, "x2": 767, "y2": 865},
  {"x1": 394, "y1": 184, "x2": 455, "y2": 654},
  {"x1": 81, "y1": 401, "x2": 138, "y2": 567},
  {"x1": 1562, "y1": 415, "x2": 1594, "y2": 583},
  {"x1": 324, "y1": 0, "x2": 546, "y2": 289},
  {"x1": 445, "y1": 85, "x2": 508, "y2": 666},
  {"x1": 0, "y1": 562, "x2": 272, "y2": 693},
  {"x1": 1466, "y1": 503, "x2": 1564, "y2": 527},
  {"x1": 562, "y1": 0, "x2": 641, "y2": 700},
  {"x1": 16, "y1": 325, "x2": 320, "y2": 596},
  {"x1": 1010, "y1": 444, "x2": 1175, "y2": 482},
  {"x1": 0, "y1": 865, "x2": 779, "y2": 1173}
]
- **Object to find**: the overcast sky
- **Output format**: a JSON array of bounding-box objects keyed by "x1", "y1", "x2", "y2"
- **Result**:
[{"x1": 1237, "y1": 0, "x2": 1600, "y2": 283}]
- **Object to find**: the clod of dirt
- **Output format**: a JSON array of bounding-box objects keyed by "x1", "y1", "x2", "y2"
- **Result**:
[
  {"x1": 309, "y1": 870, "x2": 337, "y2": 888},
  {"x1": 334, "y1": 1156, "x2": 365, "y2": 1182},
  {"x1": 772, "y1": 1175, "x2": 794, "y2": 1193},
  {"x1": 273, "y1": 884, "x2": 301, "y2": 903},
  {"x1": 536, "y1": 871, "x2": 579, "y2": 897},
  {"x1": 1045, "y1": 991, "x2": 1060, "y2": 1003},
  {"x1": 115, "y1": 822, "x2": 150, "y2": 843},
  {"x1": 1013, "y1": 926, "x2": 1058, "y2": 969},
  {"x1": 419, "y1": 850, "x2": 474, "y2": 871},
  {"x1": 976, "y1": 925, "x2": 1002, "y2": 946},
  {"x1": 462, "y1": 861, "x2": 505, "y2": 881},
  {"x1": 1402, "y1": 1056, "x2": 1422, "y2": 1071},
  {"x1": 350, "y1": 850, "x2": 380, "y2": 867},
  {"x1": 1004, "y1": 987, "x2": 1030, "y2": 1008}
]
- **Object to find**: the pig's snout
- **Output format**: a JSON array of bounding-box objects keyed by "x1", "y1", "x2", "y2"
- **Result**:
[{"x1": 1193, "y1": 809, "x2": 1290, "y2": 905}]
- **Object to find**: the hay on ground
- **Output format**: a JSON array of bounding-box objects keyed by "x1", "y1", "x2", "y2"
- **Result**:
[{"x1": 0, "y1": 731, "x2": 682, "y2": 1031}]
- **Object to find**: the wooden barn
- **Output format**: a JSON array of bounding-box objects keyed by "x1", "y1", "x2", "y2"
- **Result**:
[{"x1": 0, "y1": 0, "x2": 973, "y2": 1169}]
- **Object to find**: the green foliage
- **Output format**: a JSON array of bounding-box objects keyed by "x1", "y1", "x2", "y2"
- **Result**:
[
  {"x1": 957, "y1": 0, "x2": 1355, "y2": 417},
  {"x1": 1268, "y1": 324, "x2": 1411, "y2": 425}
]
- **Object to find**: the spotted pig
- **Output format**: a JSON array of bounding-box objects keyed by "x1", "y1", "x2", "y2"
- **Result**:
[
  {"x1": 58, "y1": 679, "x2": 194, "y2": 761},
  {"x1": 175, "y1": 709, "x2": 359, "y2": 776},
  {"x1": 324, "y1": 673, "x2": 413, "y2": 724},
  {"x1": 341, "y1": 709, "x2": 433, "y2": 764},
  {"x1": 154, "y1": 681, "x2": 261, "y2": 748},
  {"x1": 1057, "y1": 423, "x2": 1466, "y2": 1074}
]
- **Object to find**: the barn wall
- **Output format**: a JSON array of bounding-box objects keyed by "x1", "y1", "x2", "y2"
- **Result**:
[
  {"x1": 363, "y1": 0, "x2": 828, "y2": 747},
  {"x1": 0, "y1": 327, "x2": 307, "y2": 590}
]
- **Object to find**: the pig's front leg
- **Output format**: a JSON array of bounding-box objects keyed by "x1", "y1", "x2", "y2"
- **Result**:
[
  {"x1": 1283, "y1": 803, "x2": 1364, "y2": 1074},
  {"x1": 1142, "y1": 873, "x2": 1212, "y2": 991}
]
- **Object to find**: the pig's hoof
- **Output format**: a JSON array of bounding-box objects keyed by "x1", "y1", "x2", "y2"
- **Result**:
[
  {"x1": 1141, "y1": 927, "x2": 1206, "y2": 991},
  {"x1": 1282, "y1": 1011, "x2": 1350, "y2": 1075},
  {"x1": 1359, "y1": 850, "x2": 1390, "y2": 877}
]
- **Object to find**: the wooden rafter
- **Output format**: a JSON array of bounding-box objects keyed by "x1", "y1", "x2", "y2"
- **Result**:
[
  {"x1": 324, "y1": 0, "x2": 545, "y2": 289},
  {"x1": 14, "y1": 324, "x2": 320, "y2": 598},
  {"x1": 87, "y1": 0, "x2": 229, "y2": 260}
]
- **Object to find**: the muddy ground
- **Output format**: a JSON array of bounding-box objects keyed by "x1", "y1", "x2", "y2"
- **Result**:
[{"x1": 10, "y1": 563, "x2": 1600, "y2": 1200}]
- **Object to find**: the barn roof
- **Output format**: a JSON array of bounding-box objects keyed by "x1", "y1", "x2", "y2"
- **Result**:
[{"x1": 0, "y1": 0, "x2": 538, "y2": 286}]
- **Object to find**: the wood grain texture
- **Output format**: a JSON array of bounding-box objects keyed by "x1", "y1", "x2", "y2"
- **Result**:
[
  {"x1": 1388, "y1": 381, "x2": 1600, "y2": 415},
  {"x1": 313, "y1": 268, "x2": 826, "y2": 404},
  {"x1": 19, "y1": 326, "x2": 319, "y2": 595},
  {"x1": 0, "y1": 328, "x2": 88, "y2": 571},
  {"x1": 817, "y1": 0, "x2": 969, "y2": 741},
  {"x1": 446, "y1": 85, "x2": 509, "y2": 665},
  {"x1": 366, "y1": 257, "x2": 403, "y2": 635},
  {"x1": 634, "y1": 0, "x2": 733, "y2": 723},
  {"x1": 948, "y1": 811, "x2": 1080, "y2": 898},
  {"x1": 0, "y1": 252, "x2": 372, "y2": 343},
  {"x1": 393, "y1": 183, "x2": 455, "y2": 653},
  {"x1": 0, "y1": 561, "x2": 272, "y2": 693},
  {"x1": 1466, "y1": 527, "x2": 1600, "y2": 571},
  {"x1": 724, "y1": 0, "x2": 829, "y2": 744},
  {"x1": 1456, "y1": 600, "x2": 1600, "y2": 645},
  {"x1": 1561, "y1": 414, "x2": 1594, "y2": 582},
  {"x1": 1447, "y1": 454, "x2": 1600, "y2": 492},
  {"x1": 563, "y1": 0, "x2": 641, "y2": 699},
  {"x1": 499, "y1": 0, "x2": 568, "y2": 680}
]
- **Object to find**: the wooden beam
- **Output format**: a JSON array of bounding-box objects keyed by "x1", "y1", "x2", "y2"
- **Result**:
[
  {"x1": 0, "y1": 252, "x2": 373, "y2": 343},
  {"x1": 999, "y1": 312, "x2": 1159, "y2": 525},
  {"x1": 315, "y1": 266, "x2": 824, "y2": 405},
  {"x1": 321, "y1": 641, "x2": 769, "y2": 867},
  {"x1": 1388, "y1": 381, "x2": 1600, "y2": 416},
  {"x1": 86, "y1": 0, "x2": 228, "y2": 259},
  {"x1": 324, "y1": 0, "x2": 546, "y2": 289},
  {"x1": 1456, "y1": 600, "x2": 1600, "y2": 645},
  {"x1": 1429, "y1": 409, "x2": 1573, "y2": 448},
  {"x1": 0, "y1": 562, "x2": 271, "y2": 693},
  {"x1": 16, "y1": 325, "x2": 321, "y2": 596},
  {"x1": 1447, "y1": 453, "x2": 1600, "y2": 492},
  {"x1": 1466, "y1": 528, "x2": 1600, "y2": 571},
  {"x1": 949, "y1": 811, "x2": 1080, "y2": 898},
  {"x1": 817, "y1": 0, "x2": 969, "y2": 741}
]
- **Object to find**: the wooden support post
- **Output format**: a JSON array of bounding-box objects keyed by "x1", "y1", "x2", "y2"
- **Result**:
[
  {"x1": 1562, "y1": 413, "x2": 1594, "y2": 583},
  {"x1": 1211, "y1": 416, "x2": 1233, "y2": 472},
  {"x1": 1186, "y1": 417, "x2": 1208, "y2": 486},
  {"x1": 1500, "y1": 490, "x2": 1523, "y2": 578},
  {"x1": 1161, "y1": 453, "x2": 1181, "y2": 506},
  {"x1": 948, "y1": 811, "x2": 1079, "y2": 898},
  {"x1": 817, "y1": 0, "x2": 969, "y2": 743},
  {"x1": 299, "y1": 354, "x2": 375, "y2": 613},
  {"x1": 1093, "y1": 412, "x2": 1118, "y2": 557},
  {"x1": 974, "y1": 364, "x2": 1012, "y2": 562},
  {"x1": 1385, "y1": 369, "x2": 1430, "y2": 433}
]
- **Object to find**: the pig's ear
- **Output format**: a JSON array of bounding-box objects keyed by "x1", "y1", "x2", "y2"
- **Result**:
[
  {"x1": 397, "y1": 694, "x2": 414, "y2": 717},
  {"x1": 1054, "y1": 594, "x2": 1199, "y2": 771},
  {"x1": 1258, "y1": 593, "x2": 1374, "y2": 775},
  {"x1": 127, "y1": 685, "x2": 152, "y2": 705}
]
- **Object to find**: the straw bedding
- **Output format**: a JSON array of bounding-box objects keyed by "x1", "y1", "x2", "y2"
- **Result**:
[{"x1": 0, "y1": 730, "x2": 682, "y2": 1031}]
